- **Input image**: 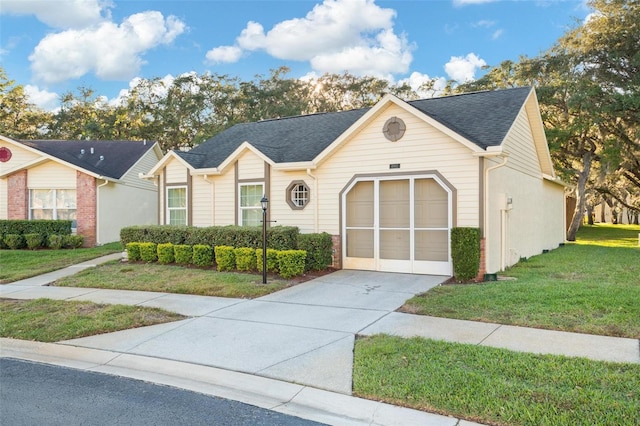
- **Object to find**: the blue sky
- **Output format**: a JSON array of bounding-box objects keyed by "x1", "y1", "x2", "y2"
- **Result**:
[{"x1": 1, "y1": 0, "x2": 591, "y2": 110}]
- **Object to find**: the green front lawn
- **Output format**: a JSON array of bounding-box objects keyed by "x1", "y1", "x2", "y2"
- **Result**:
[
  {"x1": 54, "y1": 261, "x2": 292, "y2": 298},
  {"x1": 0, "y1": 242, "x2": 122, "y2": 283},
  {"x1": 401, "y1": 224, "x2": 640, "y2": 338},
  {"x1": 354, "y1": 335, "x2": 640, "y2": 426},
  {"x1": 0, "y1": 298, "x2": 185, "y2": 342}
]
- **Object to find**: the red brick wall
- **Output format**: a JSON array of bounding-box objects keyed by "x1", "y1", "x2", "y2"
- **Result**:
[
  {"x1": 7, "y1": 170, "x2": 28, "y2": 219},
  {"x1": 76, "y1": 171, "x2": 97, "y2": 247},
  {"x1": 476, "y1": 237, "x2": 486, "y2": 282},
  {"x1": 331, "y1": 234, "x2": 342, "y2": 269}
]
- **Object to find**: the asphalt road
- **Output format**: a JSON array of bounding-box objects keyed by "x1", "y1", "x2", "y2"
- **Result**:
[{"x1": 0, "y1": 358, "x2": 326, "y2": 426}]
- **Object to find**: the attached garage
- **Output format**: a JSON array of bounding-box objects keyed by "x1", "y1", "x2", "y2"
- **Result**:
[
  {"x1": 342, "y1": 173, "x2": 454, "y2": 275},
  {"x1": 144, "y1": 87, "x2": 567, "y2": 277}
]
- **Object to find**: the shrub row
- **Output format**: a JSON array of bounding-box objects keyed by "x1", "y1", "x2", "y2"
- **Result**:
[
  {"x1": 120, "y1": 225, "x2": 298, "y2": 250},
  {"x1": 121, "y1": 225, "x2": 333, "y2": 272},
  {"x1": 1, "y1": 233, "x2": 84, "y2": 250},
  {"x1": 126, "y1": 242, "x2": 307, "y2": 278},
  {"x1": 0, "y1": 220, "x2": 74, "y2": 249}
]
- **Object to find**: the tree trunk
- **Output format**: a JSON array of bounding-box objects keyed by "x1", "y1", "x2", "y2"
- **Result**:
[
  {"x1": 567, "y1": 152, "x2": 593, "y2": 241},
  {"x1": 586, "y1": 204, "x2": 594, "y2": 225}
]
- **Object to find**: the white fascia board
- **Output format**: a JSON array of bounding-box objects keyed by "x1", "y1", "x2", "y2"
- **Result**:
[
  {"x1": 146, "y1": 150, "x2": 195, "y2": 177},
  {"x1": 215, "y1": 141, "x2": 275, "y2": 173},
  {"x1": 271, "y1": 161, "x2": 316, "y2": 171}
]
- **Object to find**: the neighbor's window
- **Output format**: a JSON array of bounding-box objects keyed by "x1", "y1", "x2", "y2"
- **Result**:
[
  {"x1": 239, "y1": 183, "x2": 264, "y2": 226},
  {"x1": 29, "y1": 189, "x2": 77, "y2": 229},
  {"x1": 166, "y1": 186, "x2": 187, "y2": 226},
  {"x1": 286, "y1": 181, "x2": 310, "y2": 210}
]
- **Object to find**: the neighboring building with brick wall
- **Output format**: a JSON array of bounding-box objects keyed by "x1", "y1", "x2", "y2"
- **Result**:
[
  {"x1": 0, "y1": 136, "x2": 162, "y2": 246},
  {"x1": 143, "y1": 88, "x2": 567, "y2": 277}
]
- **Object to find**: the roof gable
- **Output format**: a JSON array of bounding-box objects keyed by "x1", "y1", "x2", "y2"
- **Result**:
[{"x1": 14, "y1": 139, "x2": 158, "y2": 179}]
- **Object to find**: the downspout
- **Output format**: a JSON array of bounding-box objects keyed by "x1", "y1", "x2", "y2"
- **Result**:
[
  {"x1": 96, "y1": 179, "x2": 109, "y2": 245},
  {"x1": 484, "y1": 155, "x2": 508, "y2": 276},
  {"x1": 306, "y1": 168, "x2": 318, "y2": 233}
]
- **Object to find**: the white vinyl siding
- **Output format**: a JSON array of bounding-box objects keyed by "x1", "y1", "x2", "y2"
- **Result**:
[
  {"x1": 165, "y1": 158, "x2": 188, "y2": 184},
  {"x1": 315, "y1": 104, "x2": 478, "y2": 234},
  {"x1": 191, "y1": 176, "x2": 213, "y2": 227},
  {"x1": 501, "y1": 107, "x2": 543, "y2": 178},
  {"x1": 27, "y1": 161, "x2": 76, "y2": 188},
  {"x1": 237, "y1": 151, "x2": 265, "y2": 180}
]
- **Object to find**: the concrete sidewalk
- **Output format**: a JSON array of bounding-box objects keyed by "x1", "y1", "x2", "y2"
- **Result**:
[{"x1": 2, "y1": 253, "x2": 639, "y2": 425}]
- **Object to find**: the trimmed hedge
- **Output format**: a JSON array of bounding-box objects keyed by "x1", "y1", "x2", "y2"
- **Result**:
[
  {"x1": 193, "y1": 244, "x2": 213, "y2": 267},
  {"x1": 48, "y1": 234, "x2": 65, "y2": 250},
  {"x1": 126, "y1": 242, "x2": 142, "y2": 261},
  {"x1": 277, "y1": 250, "x2": 307, "y2": 279},
  {"x1": 174, "y1": 244, "x2": 193, "y2": 265},
  {"x1": 450, "y1": 227, "x2": 481, "y2": 282},
  {"x1": 139, "y1": 242, "x2": 158, "y2": 262},
  {"x1": 256, "y1": 248, "x2": 279, "y2": 273},
  {"x1": 0, "y1": 219, "x2": 72, "y2": 239},
  {"x1": 24, "y1": 233, "x2": 44, "y2": 250},
  {"x1": 214, "y1": 245, "x2": 235, "y2": 271},
  {"x1": 120, "y1": 225, "x2": 299, "y2": 250},
  {"x1": 297, "y1": 232, "x2": 333, "y2": 271},
  {"x1": 4, "y1": 234, "x2": 25, "y2": 250},
  {"x1": 157, "y1": 243, "x2": 175, "y2": 264},
  {"x1": 63, "y1": 235, "x2": 84, "y2": 249},
  {"x1": 234, "y1": 247, "x2": 256, "y2": 271}
]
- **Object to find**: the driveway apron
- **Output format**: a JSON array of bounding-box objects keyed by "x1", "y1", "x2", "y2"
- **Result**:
[{"x1": 61, "y1": 270, "x2": 446, "y2": 394}]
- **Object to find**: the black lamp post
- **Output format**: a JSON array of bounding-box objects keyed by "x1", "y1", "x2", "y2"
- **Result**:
[{"x1": 261, "y1": 195, "x2": 268, "y2": 284}]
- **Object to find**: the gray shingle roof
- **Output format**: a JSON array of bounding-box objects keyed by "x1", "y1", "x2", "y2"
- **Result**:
[
  {"x1": 18, "y1": 140, "x2": 156, "y2": 179},
  {"x1": 179, "y1": 86, "x2": 532, "y2": 168}
]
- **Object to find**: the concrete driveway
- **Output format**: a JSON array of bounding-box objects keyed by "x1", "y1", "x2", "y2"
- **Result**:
[{"x1": 61, "y1": 270, "x2": 446, "y2": 394}]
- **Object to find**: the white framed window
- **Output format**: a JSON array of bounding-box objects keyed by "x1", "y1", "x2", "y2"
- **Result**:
[
  {"x1": 286, "y1": 180, "x2": 310, "y2": 210},
  {"x1": 166, "y1": 186, "x2": 187, "y2": 226},
  {"x1": 29, "y1": 189, "x2": 77, "y2": 229},
  {"x1": 239, "y1": 183, "x2": 264, "y2": 226}
]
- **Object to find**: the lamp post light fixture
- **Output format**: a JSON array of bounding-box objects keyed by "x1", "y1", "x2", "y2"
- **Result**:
[{"x1": 261, "y1": 195, "x2": 268, "y2": 284}]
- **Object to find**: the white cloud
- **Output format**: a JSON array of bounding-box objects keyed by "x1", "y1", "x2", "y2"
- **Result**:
[
  {"x1": 205, "y1": 45, "x2": 243, "y2": 64},
  {"x1": 398, "y1": 72, "x2": 448, "y2": 98},
  {"x1": 0, "y1": 0, "x2": 111, "y2": 29},
  {"x1": 473, "y1": 20, "x2": 495, "y2": 28},
  {"x1": 29, "y1": 11, "x2": 186, "y2": 83},
  {"x1": 453, "y1": 0, "x2": 498, "y2": 6},
  {"x1": 491, "y1": 29, "x2": 504, "y2": 40},
  {"x1": 206, "y1": 0, "x2": 413, "y2": 77},
  {"x1": 24, "y1": 85, "x2": 59, "y2": 111},
  {"x1": 444, "y1": 53, "x2": 487, "y2": 82}
]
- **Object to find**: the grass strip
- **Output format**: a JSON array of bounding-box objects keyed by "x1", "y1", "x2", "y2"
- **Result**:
[
  {"x1": 54, "y1": 261, "x2": 291, "y2": 298},
  {"x1": 354, "y1": 335, "x2": 640, "y2": 426},
  {"x1": 402, "y1": 225, "x2": 640, "y2": 338},
  {"x1": 0, "y1": 298, "x2": 185, "y2": 342},
  {"x1": 0, "y1": 242, "x2": 122, "y2": 283}
]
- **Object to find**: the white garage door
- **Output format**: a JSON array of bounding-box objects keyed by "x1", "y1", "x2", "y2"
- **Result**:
[{"x1": 342, "y1": 175, "x2": 452, "y2": 275}]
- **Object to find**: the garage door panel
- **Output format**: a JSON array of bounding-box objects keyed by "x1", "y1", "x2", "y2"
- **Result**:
[
  {"x1": 346, "y1": 181, "x2": 374, "y2": 227},
  {"x1": 379, "y1": 230, "x2": 410, "y2": 260},
  {"x1": 379, "y1": 180, "x2": 409, "y2": 228},
  {"x1": 346, "y1": 229, "x2": 374, "y2": 258},
  {"x1": 415, "y1": 230, "x2": 449, "y2": 261}
]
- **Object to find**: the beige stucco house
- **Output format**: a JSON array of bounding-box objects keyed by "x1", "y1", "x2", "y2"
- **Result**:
[
  {"x1": 143, "y1": 87, "x2": 566, "y2": 277},
  {"x1": 0, "y1": 136, "x2": 162, "y2": 246}
]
